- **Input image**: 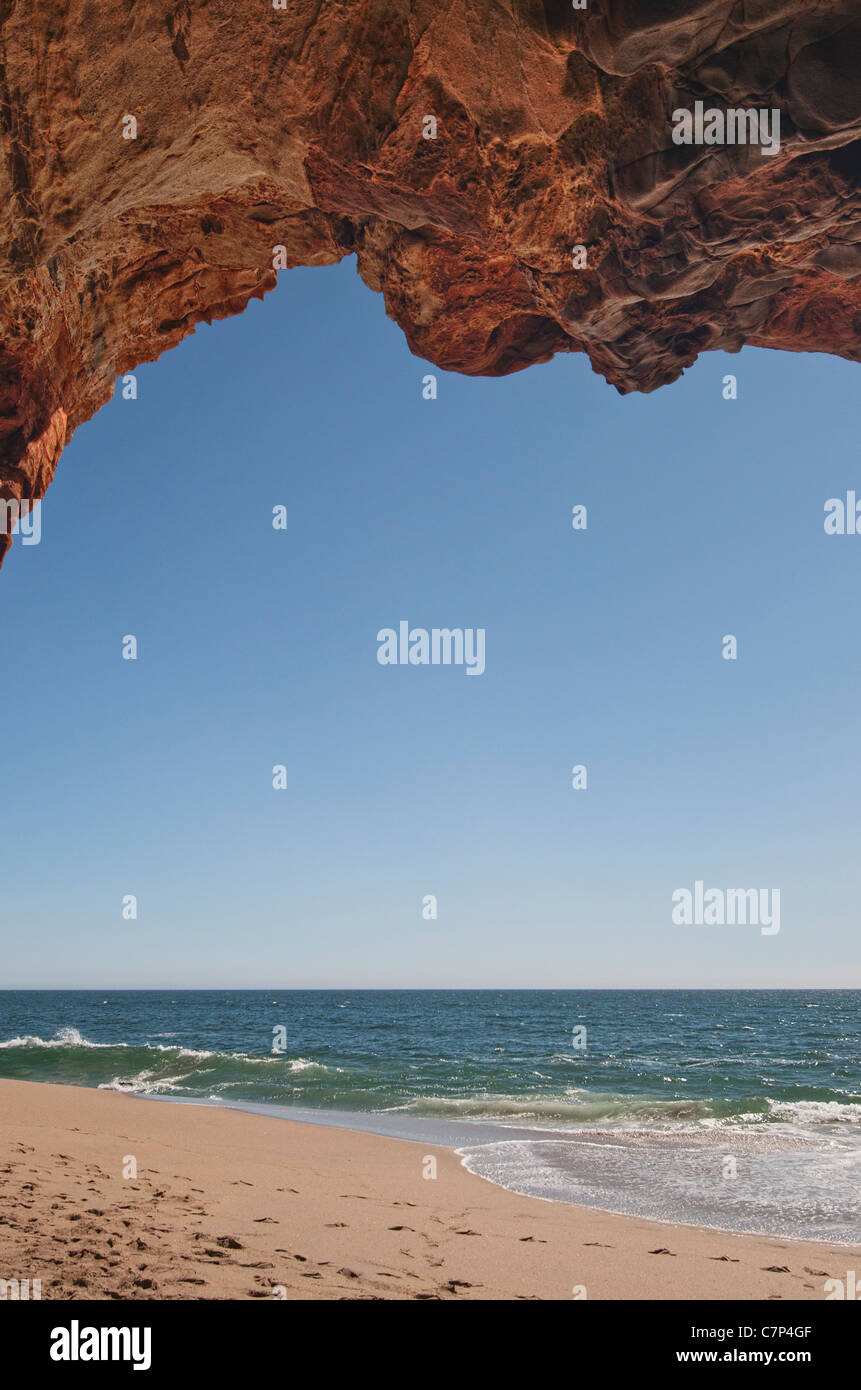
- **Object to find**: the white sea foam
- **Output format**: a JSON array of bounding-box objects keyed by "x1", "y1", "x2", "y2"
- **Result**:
[
  {"x1": 455, "y1": 1128, "x2": 861, "y2": 1244},
  {"x1": 98, "y1": 1072, "x2": 188, "y2": 1095},
  {"x1": 0, "y1": 1032, "x2": 340, "y2": 1074},
  {"x1": 0, "y1": 1028, "x2": 119, "y2": 1049},
  {"x1": 766, "y1": 1099, "x2": 861, "y2": 1126}
]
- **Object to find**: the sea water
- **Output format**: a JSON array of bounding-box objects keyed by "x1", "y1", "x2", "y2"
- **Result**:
[{"x1": 1, "y1": 989, "x2": 858, "y2": 1243}]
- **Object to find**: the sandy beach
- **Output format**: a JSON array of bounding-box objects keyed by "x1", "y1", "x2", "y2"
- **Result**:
[{"x1": 0, "y1": 1077, "x2": 856, "y2": 1301}]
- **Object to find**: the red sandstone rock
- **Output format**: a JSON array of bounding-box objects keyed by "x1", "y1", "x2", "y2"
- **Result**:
[{"x1": 1, "y1": 0, "x2": 860, "y2": 562}]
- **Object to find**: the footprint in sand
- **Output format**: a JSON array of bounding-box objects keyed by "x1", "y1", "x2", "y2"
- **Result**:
[{"x1": 648, "y1": 1248, "x2": 676, "y2": 1256}]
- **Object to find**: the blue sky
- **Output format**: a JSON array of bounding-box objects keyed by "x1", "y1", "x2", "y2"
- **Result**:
[{"x1": 2, "y1": 257, "x2": 860, "y2": 987}]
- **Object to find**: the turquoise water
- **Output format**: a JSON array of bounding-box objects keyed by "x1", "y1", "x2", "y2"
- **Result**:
[{"x1": 1, "y1": 990, "x2": 859, "y2": 1242}]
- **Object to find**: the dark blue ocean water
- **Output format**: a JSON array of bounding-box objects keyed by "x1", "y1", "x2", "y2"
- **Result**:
[{"x1": 1, "y1": 990, "x2": 859, "y2": 1242}]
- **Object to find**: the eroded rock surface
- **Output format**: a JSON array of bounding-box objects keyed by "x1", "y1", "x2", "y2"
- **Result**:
[{"x1": 1, "y1": 0, "x2": 860, "y2": 561}]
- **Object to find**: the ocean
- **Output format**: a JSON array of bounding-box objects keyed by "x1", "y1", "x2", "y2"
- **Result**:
[{"x1": 1, "y1": 989, "x2": 859, "y2": 1244}]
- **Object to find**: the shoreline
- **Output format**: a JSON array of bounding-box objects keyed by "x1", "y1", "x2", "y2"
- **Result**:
[
  {"x1": 1, "y1": 1077, "x2": 857, "y2": 1300},
  {"x1": 148, "y1": 1090, "x2": 861, "y2": 1247}
]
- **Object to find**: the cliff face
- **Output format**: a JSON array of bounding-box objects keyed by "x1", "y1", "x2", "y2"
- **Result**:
[{"x1": 1, "y1": 0, "x2": 860, "y2": 562}]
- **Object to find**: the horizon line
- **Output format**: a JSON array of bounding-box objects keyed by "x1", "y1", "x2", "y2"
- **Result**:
[{"x1": 2, "y1": 986, "x2": 859, "y2": 993}]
